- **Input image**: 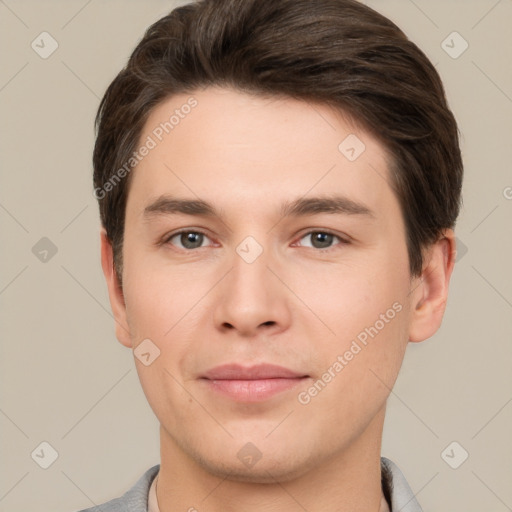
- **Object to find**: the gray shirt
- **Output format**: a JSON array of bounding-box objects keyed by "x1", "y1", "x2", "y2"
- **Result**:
[{"x1": 75, "y1": 457, "x2": 422, "y2": 512}]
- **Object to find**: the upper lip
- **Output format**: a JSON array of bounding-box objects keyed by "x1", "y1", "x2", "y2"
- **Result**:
[{"x1": 201, "y1": 364, "x2": 308, "y2": 380}]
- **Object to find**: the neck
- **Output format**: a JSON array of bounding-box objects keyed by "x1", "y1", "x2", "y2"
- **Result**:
[{"x1": 156, "y1": 406, "x2": 386, "y2": 512}]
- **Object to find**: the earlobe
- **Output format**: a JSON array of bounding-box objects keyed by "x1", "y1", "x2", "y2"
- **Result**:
[
  {"x1": 408, "y1": 229, "x2": 457, "y2": 343},
  {"x1": 100, "y1": 228, "x2": 132, "y2": 348}
]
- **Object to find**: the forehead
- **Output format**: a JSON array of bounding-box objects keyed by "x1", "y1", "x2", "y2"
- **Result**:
[{"x1": 127, "y1": 87, "x2": 396, "y2": 220}]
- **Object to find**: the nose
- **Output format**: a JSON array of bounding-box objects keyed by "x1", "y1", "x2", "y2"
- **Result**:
[{"x1": 213, "y1": 244, "x2": 292, "y2": 338}]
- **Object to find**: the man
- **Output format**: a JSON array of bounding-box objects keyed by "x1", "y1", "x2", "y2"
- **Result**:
[{"x1": 82, "y1": 0, "x2": 463, "y2": 510}]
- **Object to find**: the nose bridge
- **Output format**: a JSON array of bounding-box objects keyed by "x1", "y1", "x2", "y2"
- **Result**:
[
  {"x1": 230, "y1": 234, "x2": 273, "y2": 300},
  {"x1": 235, "y1": 234, "x2": 266, "y2": 267}
]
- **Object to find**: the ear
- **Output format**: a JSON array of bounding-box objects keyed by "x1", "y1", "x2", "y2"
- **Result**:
[
  {"x1": 408, "y1": 229, "x2": 457, "y2": 343},
  {"x1": 100, "y1": 228, "x2": 132, "y2": 348}
]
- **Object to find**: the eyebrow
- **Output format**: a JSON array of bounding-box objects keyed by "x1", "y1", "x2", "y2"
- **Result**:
[{"x1": 142, "y1": 194, "x2": 375, "y2": 221}]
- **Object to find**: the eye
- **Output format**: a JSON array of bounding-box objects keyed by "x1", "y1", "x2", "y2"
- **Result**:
[
  {"x1": 164, "y1": 230, "x2": 213, "y2": 250},
  {"x1": 296, "y1": 231, "x2": 347, "y2": 250},
  {"x1": 162, "y1": 229, "x2": 347, "y2": 251}
]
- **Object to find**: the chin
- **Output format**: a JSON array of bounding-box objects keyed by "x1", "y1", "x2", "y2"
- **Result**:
[
  {"x1": 170, "y1": 423, "x2": 337, "y2": 483},
  {"x1": 196, "y1": 448, "x2": 318, "y2": 484}
]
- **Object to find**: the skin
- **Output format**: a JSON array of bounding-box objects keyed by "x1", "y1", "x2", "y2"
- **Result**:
[{"x1": 101, "y1": 87, "x2": 456, "y2": 511}]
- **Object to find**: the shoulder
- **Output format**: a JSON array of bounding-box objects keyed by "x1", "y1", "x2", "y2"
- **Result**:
[
  {"x1": 74, "y1": 464, "x2": 160, "y2": 512},
  {"x1": 381, "y1": 457, "x2": 423, "y2": 512}
]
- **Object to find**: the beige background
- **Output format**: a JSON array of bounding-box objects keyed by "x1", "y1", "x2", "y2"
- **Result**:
[{"x1": 1, "y1": 0, "x2": 511, "y2": 510}]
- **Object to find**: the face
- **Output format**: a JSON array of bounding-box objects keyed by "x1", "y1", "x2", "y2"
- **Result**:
[{"x1": 102, "y1": 87, "x2": 452, "y2": 483}]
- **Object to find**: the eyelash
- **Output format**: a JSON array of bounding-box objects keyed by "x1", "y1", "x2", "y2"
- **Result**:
[{"x1": 162, "y1": 229, "x2": 349, "y2": 252}]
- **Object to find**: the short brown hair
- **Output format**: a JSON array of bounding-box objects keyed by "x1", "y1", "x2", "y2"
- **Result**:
[{"x1": 93, "y1": 0, "x2": 463, "y2": 285}]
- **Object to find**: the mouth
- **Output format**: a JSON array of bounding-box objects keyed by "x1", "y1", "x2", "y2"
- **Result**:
[{"x1": 199, "y1": 363, "x2": 310, "y2": 402}]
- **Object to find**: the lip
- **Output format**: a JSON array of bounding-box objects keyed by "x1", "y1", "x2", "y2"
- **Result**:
[
  {"x1": 200, "y1": 364, "x2": 309, "y2": 402},
  {"x1": 201, "y1": 363, "x2": 307, "y2": 380}
]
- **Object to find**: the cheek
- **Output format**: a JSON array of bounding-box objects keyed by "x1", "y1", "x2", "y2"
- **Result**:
[
  {"x1": 121, "y1": 251, "x2": 212, "y2": 399},
  {"x1": 289, "y1": 252, "x2": 408, "y2": 341},
  {"x1": 291, "y1": 249, "x2": 412, "y2": 409},
  {"x1": 122, "y1": 248, "x2": 201, "y2": 339}
]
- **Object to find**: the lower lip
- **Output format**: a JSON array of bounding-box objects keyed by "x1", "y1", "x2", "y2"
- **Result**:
[{"x1": 201, "y1": 377, "x2": 308, "y2": 402}]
